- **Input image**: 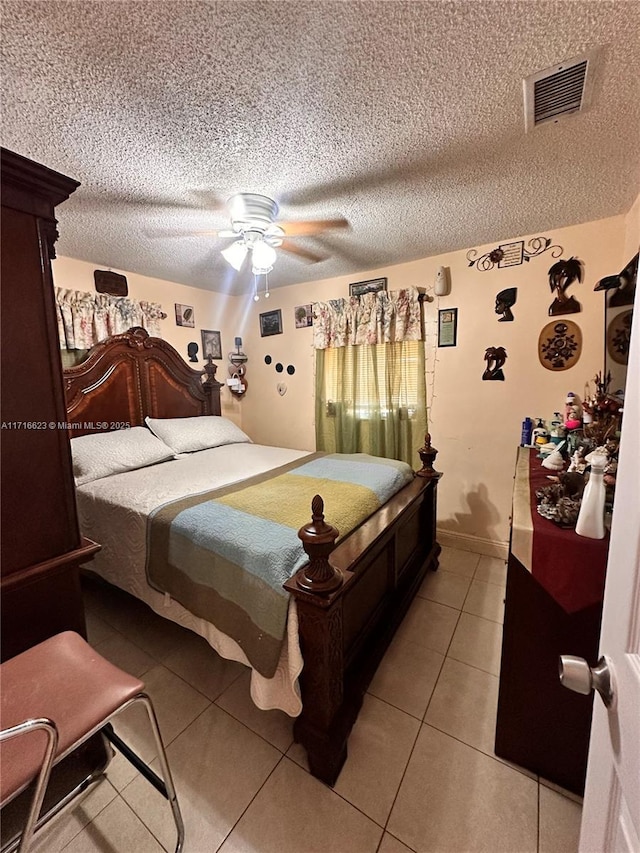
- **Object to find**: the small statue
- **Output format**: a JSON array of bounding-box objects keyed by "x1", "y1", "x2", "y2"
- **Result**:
[
  {"x1": 568, "y1": 448, "x2": 588, "y2": 474},
  {"x1": 187, "y1": 342, "x2": 199, "y2": 362},
  {"x1": 495, "y1": 287, "x2": 517, "y2": 322},
  {"x1": 563, "y1": 391, "x2": 581, "y2": 430},
  {"x1": 482, "y1": 346, "x2": 507, "y2": 381},
  {"x1": 548, "y1": 257, "x2": 583, "y2": 316}
]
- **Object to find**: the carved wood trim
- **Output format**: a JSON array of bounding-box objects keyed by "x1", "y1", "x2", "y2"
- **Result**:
[{"x1": 64, "y1": 327, "x2": 222, "y2": 432}]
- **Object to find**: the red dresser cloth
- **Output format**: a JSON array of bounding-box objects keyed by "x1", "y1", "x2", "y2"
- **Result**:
[{"x1": 527, "y1": 449, "x2": 608, "y2": 613}]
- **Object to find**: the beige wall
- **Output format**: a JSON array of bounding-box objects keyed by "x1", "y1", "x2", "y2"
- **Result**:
[
  {"x1": 237, "y1": 215, "x2": 627, "y2": 551},
  {"x1": 55, "y1": 210, "x2": 633, "y2": 551},
  {"x1": 624, "y1": 192, "x2": 640, "y2": 259},
  {"x1": 51, "y1": 256, "x2": 244, "y2": 422}
]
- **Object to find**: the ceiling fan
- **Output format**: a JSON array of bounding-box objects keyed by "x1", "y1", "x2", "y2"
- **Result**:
[{"x1": 200, "y1": 193, "x2": 349, "y2": 276}]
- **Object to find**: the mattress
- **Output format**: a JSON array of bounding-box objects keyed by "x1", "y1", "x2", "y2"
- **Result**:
[{"x1": 77, "y1": 443, "x2": 309, "y2": 716}]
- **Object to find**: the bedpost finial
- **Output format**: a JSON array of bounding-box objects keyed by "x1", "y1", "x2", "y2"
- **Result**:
[
  {"x1": 417, "y1": 433, "x2": 440, "y2": 479},
  {"x1": 311, "y1": 494, "x2": 325, "y2": 525},
  {"x1": 295, "y1": 494, "x2": 342, "y2": 595}
]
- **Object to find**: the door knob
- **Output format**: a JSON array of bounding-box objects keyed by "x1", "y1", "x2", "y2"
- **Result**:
[{"x1": 558, "y1": 655, "x2": 615, "y2": 708}]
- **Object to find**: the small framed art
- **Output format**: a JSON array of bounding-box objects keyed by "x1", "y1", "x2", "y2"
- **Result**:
[
  {"x1": 201, "y1": 329, "x2": 222, "y2": 360},
  {"x1": 295, "y1": 304, "x2": 313, "y2": 328},
  {"x1": 175, "y1": 304, "x2": 195, "y2": 327},
  {"x1": 259, "y1": 309, "x2": 283, "y2": 337},
  {"x1": 349, "y1": 277, "x2": 387, "y2": 297},
  {"x1": 438, "y1": 308, "x2": 458, "y2": 347}
]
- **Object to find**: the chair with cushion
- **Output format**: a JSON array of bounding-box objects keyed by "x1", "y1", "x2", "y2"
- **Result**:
[{"x1": 0, "y1": 631, "x2": 184, "y2": 852}]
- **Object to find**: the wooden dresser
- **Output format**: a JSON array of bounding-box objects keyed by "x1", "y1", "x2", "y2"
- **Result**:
[
  {"x1": 494, "y1": 447, "x2": 608, "y2": 795},
  {"x1": 0, "y1": 148, "x2": 100, "y2": 660}
]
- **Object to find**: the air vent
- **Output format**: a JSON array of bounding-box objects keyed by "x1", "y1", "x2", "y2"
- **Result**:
[{"x1": 524, "y1": 52, "x2": 597, "y2": 131}]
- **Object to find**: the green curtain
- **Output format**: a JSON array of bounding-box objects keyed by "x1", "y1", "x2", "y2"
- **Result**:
[{"x1": 315, "y1": 340, "x2": 427, "y2": 468}]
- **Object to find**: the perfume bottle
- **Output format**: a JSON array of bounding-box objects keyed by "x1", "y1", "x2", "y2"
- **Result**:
[{"x1": 575, "y1": 453, "x2": 607, "y2": 539}]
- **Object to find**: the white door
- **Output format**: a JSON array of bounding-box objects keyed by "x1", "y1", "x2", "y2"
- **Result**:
[{"x1": 578, "y1": 281, "x2": 640, "y2": 851}]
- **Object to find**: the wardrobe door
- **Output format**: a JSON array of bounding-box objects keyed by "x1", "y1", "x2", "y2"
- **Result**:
[
  {"x1": 1, "y1": 203, "x2": 80, "y2": 573},
  {"x1": 0, "y1": 147, "x2": 96, "y2": 662}
]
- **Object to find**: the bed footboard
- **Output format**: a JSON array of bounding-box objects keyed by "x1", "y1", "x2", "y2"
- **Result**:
[{"x1": 284, "y1": 472, "x2": 441, "y2": 785}]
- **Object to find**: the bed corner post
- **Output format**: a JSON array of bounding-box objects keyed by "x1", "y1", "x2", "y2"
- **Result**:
[
  {"x1": 416, "y1": 432, "x2": 441, "y2": 479},
  {"x1": 284, "y1": 495, "x2": 348, "y2": 785},
  {"x1": 294, "y1": 495, "x2": 342, "y2": 593},
  {"x1": 202, "y1": 355, "x2": 223, "y2": 416}
]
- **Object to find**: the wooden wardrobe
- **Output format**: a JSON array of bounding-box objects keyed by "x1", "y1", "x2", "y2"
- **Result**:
[{"x1": 0, "y1": 147, "x2": 99, "y2": 660}]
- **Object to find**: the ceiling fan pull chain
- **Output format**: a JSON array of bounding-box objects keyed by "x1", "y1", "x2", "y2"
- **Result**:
[
  {"x1": 265, "y1": 272, "x2": 270, "y2": 299},
  {"x1": 253, "y1": 273, "x2": 259, "y2": 302}
]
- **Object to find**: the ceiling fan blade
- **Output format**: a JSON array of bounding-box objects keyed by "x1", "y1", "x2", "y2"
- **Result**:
[
  {"x1": 143, "y1": 227, "x2": 229, "y2": 239},
  {"x1": 278, "y1": 218, "x2": 349, "y2": 237},
  {"x1": 280, "y1": 239, "x2": 328, "y2": 263}
]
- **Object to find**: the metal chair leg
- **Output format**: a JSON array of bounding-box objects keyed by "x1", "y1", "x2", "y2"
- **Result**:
[
  {"x1": 136, "y1": 693, "x2": 185, "y2": 853},
  {"x1": 0, "y1": 719, "x2": 58, "y2": 853}
]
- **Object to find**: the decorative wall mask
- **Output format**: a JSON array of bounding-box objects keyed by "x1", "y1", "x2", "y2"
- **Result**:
[
  {"x1": 594, "y1": 252, "x2": 638, "y2": 308},
  {"x1": 187, "y1": 342, "x2": 198, "y2": 362},
  {"x1": 548, "y1": 257, "x2": 583, "y2": 316},
  {"x1": 607, "y1": 310, "x2": 633, "y2": 365},
  {"x1": 495, "y1": 288, "x2": 517, "y2": 321},
  {"x1": 467, "y1": 237, "x2": 562, "y2": 271},
  {"x1": 538, "y1": 320, "x2": 582, "y2": 371},
  {"x1": 482, "y1": 346, "x2": 507, "y2": 381}
]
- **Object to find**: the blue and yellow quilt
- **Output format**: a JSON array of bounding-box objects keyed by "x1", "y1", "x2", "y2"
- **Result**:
[{"x1": 146, "y1": 452, "x2": 413, "y2": 677}]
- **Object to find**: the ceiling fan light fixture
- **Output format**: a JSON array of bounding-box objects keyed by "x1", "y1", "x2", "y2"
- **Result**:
[
  {"x1": 251, "y1": 239, "x2": 277, "y2": 273},
  {"x1": 221, "y1": 241, "x2": 249, "y2": 271}
]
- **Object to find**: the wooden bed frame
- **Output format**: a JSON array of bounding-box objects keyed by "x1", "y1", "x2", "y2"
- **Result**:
[{"x1": 64, "y1": 327, "x2": 441, "y2": 785}]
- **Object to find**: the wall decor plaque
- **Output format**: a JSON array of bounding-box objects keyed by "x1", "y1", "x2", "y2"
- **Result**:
[
  {"x1": 482, "y1": 346, "x2": 507, "y2": 380},
  {"x1": 175, "y1": 303, "x2": 195, "y2": 327},
  {"x1": 467, "y1": 237, "x2": 563, "y2": 272},
  {"x1": 606, "y1": 309, "x2": 633, "y2": 365},
  {"x1": 538, "y1": 320, "x2": 582, "y2": 371},
  {"x1": 94, "y1": 269, "x2": 128, "y2": 296}
]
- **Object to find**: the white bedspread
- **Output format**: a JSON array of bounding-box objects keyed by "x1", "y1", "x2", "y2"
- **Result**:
[{"x1": 77, "y1": 443, "x2": 310, "y2": 716}]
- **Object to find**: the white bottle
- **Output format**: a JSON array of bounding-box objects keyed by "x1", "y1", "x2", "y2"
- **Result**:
[{"x1": 575, "y1": 453, "x2": 607, "y2": 539}]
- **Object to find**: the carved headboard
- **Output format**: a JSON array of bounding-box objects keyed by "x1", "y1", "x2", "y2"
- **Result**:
[{"x1": 63, "y1": 327, "x2": 222, "y2": 436}]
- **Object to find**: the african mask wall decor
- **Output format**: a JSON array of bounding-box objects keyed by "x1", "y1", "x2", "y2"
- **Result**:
[
  {"x1": 482, "y1": 346, "x2": 507, "y2": 381},
  {"x1": 547, "y1": 257, "x2": 583, "y2": 316},
  {"x1": 495, "y1": 287, "x2": 517, "y2": 321}
]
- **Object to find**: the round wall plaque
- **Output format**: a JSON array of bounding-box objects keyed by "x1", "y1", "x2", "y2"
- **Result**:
[
  {"x1": 606, "y1": 309, "x2": 632, "y2": 365},
  {"x1": 538, "y1": 320, "x2": 582, "y2": 371}
]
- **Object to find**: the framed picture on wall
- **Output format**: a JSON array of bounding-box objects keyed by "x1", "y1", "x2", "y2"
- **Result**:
[
  {"x1": 438, "y1": 308, "x2": 458, "y2": 347},
  {"x1": 201, "y1": 329, "x2": 222, "y2": 360},
  {"x1": 294, "y1": 304, "x2": 313, "y2": 328},
  {"x1": 175, "y1": 304, "x2": 195, "y2": 327},
  {"x1": 259, "y1": 309, "x2": 283, "y2": 337},
  {"x1": 349, "y1": 277, "x2": 387, "y2": 297}
]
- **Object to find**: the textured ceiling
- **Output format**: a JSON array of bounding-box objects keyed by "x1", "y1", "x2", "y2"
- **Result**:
[{"x1": 2, "y1": 1, "x2": 639, "y2": 295}]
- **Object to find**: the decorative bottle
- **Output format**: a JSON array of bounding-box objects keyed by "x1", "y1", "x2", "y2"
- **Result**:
[{"x1": 575, "y1": 453, "x2": 607, "y2": 539}]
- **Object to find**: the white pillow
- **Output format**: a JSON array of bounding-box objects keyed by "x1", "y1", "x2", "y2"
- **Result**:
[
  {"x1": 71, "y1": 426, "x2": 175, "y2": 486},
  {"x1": 145, "y1": 415, "x2": 252, "y2": 454}
]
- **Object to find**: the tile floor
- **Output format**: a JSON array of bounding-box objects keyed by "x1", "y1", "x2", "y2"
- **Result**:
[{"x1": 33, "y1": 547, "x2": 583, "y2": 852}]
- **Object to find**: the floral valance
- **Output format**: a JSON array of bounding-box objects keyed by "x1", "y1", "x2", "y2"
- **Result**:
[
  {"x1": 55, "y1": 287, "x2": 166, "y2": 350},
  {"x1": 313, "y1": 287, "x2": 422, "y2": 350}
]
